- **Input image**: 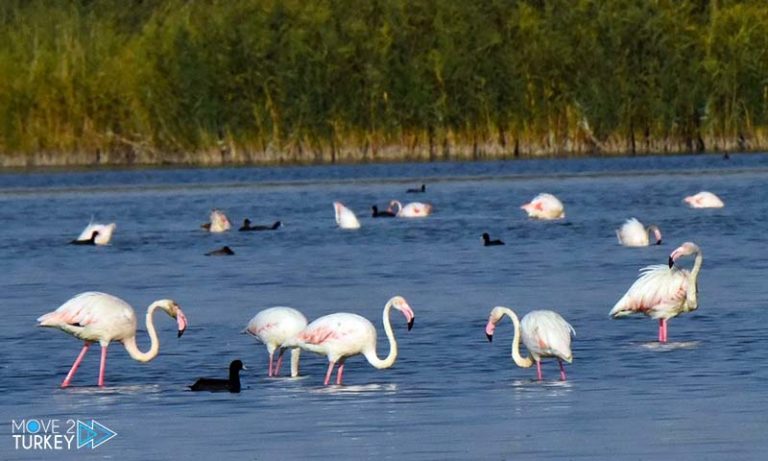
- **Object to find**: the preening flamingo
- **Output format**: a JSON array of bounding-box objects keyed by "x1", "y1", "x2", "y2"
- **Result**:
[
  {"x1": 609, "y1": 242, "x2": 702, "y2": 343},
  {"x1": 485, "y1": 307, "x2": 575, "y2": 381},
  {"x1": 189, "y1": 360, "x2": 244, "y2": 393},
  {"x1": 334, "y1": 201, "x2": 361, "y2": 229},
  {"x1": 244, "y1": 307, "x2": 308, "y2": 378},
  {"x1": 202, "y1": 209, "x2": 231, "y2": 232},
  {"x1": 684, "y1": 191, "x2": 724, "y2": 208},
  {"x1": 286, "y1": 296, "x2": 415, "y2": 385},
  {"x1": 616, "y1": 218, "x2": 662, "y2": 247},
  {"x1": 75, "y1": 221, "x2": 116, "y2": 245},
  {"x1": 37, "y1": 292, "x2": 188, "y2": 388},
  {"x1": 521, "y1": 193, "x2": 565, "y2": 220},
  {"x1": 388, "y1": 200, "x2": 432, "y2": 218}
]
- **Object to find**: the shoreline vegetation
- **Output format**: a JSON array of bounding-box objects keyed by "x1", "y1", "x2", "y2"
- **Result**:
[{"x1": 2, "y1": 1, "x2": 767, "y2": 168}]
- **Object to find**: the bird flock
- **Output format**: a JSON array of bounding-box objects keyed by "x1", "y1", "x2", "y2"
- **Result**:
[{"x1": 42, "y1": 185, "x2": 725, "y2": 390}]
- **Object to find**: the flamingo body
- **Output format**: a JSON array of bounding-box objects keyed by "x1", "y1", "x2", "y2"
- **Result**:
[
  {"x1": 485, "y1": 307, "x2": 574, "y2": 380},
  {"x1": 610, "y1": 242, "x2": 702, "y2": 342},
  {"x1": 245, "y1": 307, "x2": 308, "y2": 377},
  {"x1": 287, "y1": 296, "x2": 415, "y2": 385},
  {"x1": 37, "y1": 292, "x2": 188, "y2": 387},
  {"x1": 76, "y1": 222, "x2": 116, "y2": 245},
  {"x1": 684, "y1": 191, "x2": 724, "y2": 208},
  {"x1": 203, "y1": 209, "x2": 231, "y2": 232},
  {"x1": 389, "y1": 200, "x2": 432, "y2": 218},
  {"x1": 334, "y1": 202, "x2": 361, "y2": 229},
  {"x1": 521, "y1": 193, "x2": 565, "y2": 220},
  {"x1": 616, "y1": 218, "x2": 662, "y2": 247}
]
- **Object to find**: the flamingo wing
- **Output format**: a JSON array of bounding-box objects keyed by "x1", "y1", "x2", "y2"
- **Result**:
[
  {"x1": 610, "y1": 265, "x2": 689, "y2": 319},
  {"x1": 521, "y1": 311, "x2": 575, "y2": 361},
  {"x1": 617, "y1": 218, "x2": 647, "y2": 246},
  {"x1": 37, "y1": 292, "x2": 136, "y2": 342}
]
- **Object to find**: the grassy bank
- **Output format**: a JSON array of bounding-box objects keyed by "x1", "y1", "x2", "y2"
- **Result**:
[{"x1": 1, "y1": 0, "x2": 767, "y2": 167}]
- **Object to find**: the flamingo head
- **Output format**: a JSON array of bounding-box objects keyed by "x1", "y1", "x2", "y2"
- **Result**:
[
  {"x1": 485, "y1": 306, "x2": 505, "y2": 342},
  {"x1": 390, "y1": 296, "x2": 415, "y2": 331},
  {"x1": 154, "y1": 299, "x2": 188, "y2": 337},
  {"x1": 669, "y1": 241, "x2": 700, "y2": 268},
  {"x1": 648, "y1": 225, "x2": 662, "y2": 245}
]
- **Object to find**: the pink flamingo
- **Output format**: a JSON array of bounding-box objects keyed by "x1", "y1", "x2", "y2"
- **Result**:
[
  {"x1": 388, "y1": 200, "x2": 432, "y2": 218},
  {"x1": 286, "y1": 296, "x2": 415, "y2": 385},
  {"x1": 616, "y1": 218, "x2": 662, "y2": 247},
  {"x1": 609, "y1": 242, "x2": 702, "y2": 342},
  {"x1": 333, "y1": 201, "x2": 361, "y2": 229},
  {"x1": 684, "y1": 191, "x2": 724, "y2": 208},
  {"x1": 485, "y1": 307, "x2": 575, "y2": 381},
  {"x1": 202, "y1": 209, "x2": 231, "y2": 232},
  {"x1": 37, "y1": 292, "x2": 188, "y2": 388},
  {"x1": 521, "y1": 193, "x2": 565, "y2": 220},
  {"x1": 244, "y1": 307, "x2": 308, "y2": 378}
]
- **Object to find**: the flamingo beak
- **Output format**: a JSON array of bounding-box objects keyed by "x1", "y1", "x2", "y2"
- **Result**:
[
  {"x1": 176, "y1": 310, "x2": 188, "y2": 337},
  {"x1": 486, "y1": 333, "x2": 493, "y2": 342},
  {"x1": 407, "y1": 318, "x2": 414, "y2": 331},
  {"x1": 668, "y1": 256, "x2": 674, "y2": 268}
]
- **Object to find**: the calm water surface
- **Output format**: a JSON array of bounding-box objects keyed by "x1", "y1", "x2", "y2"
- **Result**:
[{"x1": 1, "y1": 154, "x2": 766, "y2": 460}]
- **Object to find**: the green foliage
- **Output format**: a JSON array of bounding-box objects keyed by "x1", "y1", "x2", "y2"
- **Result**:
[{"x1": 0, "y1": 0, "x2": 766, "y2": 160}]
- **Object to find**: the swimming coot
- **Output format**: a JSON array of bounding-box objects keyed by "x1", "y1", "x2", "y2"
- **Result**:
[{"x1": 189, "y1": 360, "x2": 245, "y2": 393}]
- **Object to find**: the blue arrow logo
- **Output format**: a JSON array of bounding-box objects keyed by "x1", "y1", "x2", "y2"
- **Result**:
[{"x1": 76, "y1": 420, "x2": 117, "y2": 449}]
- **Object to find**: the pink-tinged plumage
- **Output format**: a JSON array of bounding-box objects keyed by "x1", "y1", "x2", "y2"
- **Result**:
[
  {"x1": 285, "y1": 296, "x2": 415, "y2": 385},
  {"x1": 521, "y1": 193, "x2": 565, "y2": 220},
  {"x1": 245, "y1": 307, "x2": 308, "y2": 378},
  {"x1": 485, "y1": 307, "x2": 575, "y2": 381},
  {"x1": 684, "y1": 191, "x2": 724, "y2": 208},
  {"x1": 610, "y1": 242, "x2": 702, "y2": 342},
  {"x1": 76, "y1": 221, "x2": 117, "y2": 245},
  {"x1": 37, "y1": 292, "x2": 188, "y2": 388},
  {"x1": 202, "y1": 209, "x2": 231, "y2": 232},
  {"x1": 388, "y1": 200, "x2": 432, "y2": 218},
  {"x1": 334, "y1": 201, "x2": 361, "y2": 229},
  {"x1": 616, "y1": 218, "x2": 662, "y2": 247}
]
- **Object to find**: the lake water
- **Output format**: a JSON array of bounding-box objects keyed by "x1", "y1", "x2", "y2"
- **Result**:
[{"x1": 1, "y1": 153, "x2": 767, "y2": 460}]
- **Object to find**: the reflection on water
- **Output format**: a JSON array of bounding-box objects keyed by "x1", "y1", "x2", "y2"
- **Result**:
[
  {"x1": 639, "y1": 341, "x2": 702, "y2": 351},
  {"x1": 311, "y1": 383, "x2": 400, "y2": 395}
]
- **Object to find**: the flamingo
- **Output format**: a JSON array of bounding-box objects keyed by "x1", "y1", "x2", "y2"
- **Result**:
[
  {"x1": 37, "y1": 292, "x2": 188, "y2": 388},
  {"x1": 521, "y1": 193, "x2": 565, "y2": 220},
  {"x1": 75, "y1": 221, "x2": 116, "y2": 245},
  {"x1": 609, "y1": 242, "x2": 702, "y2": 343},
  {"x1": 485, "y1": 307, "x2": 575, "y2": 381},
  {"x1": 244, "y1": 307, "x2": 308, "y2": 378},
  {"x1": 388, "y1": 200, "x2": 432, "y2": 218},
  {"x1": 202, "y1": 209, "x2": 231, "y2": 232},
  {"x1": 684, "y1": 191, "x2": 724, "y2": 208},
  {"x1": 286, "y1": 296, "x2": 415, "y2": 385},
  {"x1": 333, "y1": 202, "x2": 361, "y2": 229},
  {"x1": 616, "y1": 218, "x2": 662, "y2": 247}
]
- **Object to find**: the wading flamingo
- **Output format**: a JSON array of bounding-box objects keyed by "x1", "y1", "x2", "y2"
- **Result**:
[
  {"x1": 202, "y1": 209, "x2": 231, "y2": 232},
  {"x1": 286, "y1": 296, "x2": 415, "y2": 385},
  {"x1": 388, "y1": 200, "x2": 432, "y2": 218},
  {"x1": 189, "y1": 360, "x2": 244, "y2": 393},
  {"x1": 37, "y1": 292, "x2": 188, "y2": 388},
  {"x1": 244, "y1": 307, "x2": 308, "y2": 378},
  {"x1": 616, "y1": 218, "x2": 662, "y2": 247},
  {"x1": 609, "y1": 242, "x2": 702, "y2": 343},
  {"x1": 521, "y1": 193, "x2": 565, "y2": 220},
  {"x1": 75, "y1": 221, "x2": 116, "y2": 245},
  {"x1": 334, "y1": 202, "x2": 361, "y2": 229},
  {"x1": 485, "y1": 307, "x2": 575, "y2": 381},
  {"x1": 482, "y1": 233, "x2": 505, "y2": 246},
  {"x1": 684, "y1": 191, "x2": 724, "y2": 208}
]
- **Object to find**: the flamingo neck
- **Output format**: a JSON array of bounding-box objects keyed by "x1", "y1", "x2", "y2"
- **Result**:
[
  {"x1": 687, "y1": 247, "x2": 703, "y2": 306},
  {"x1": 364, "y1": 300, "x2": 398, "y2": 369},
  {"x1": 122, "y1": 304, "x2": 161, "y2": 363},
  {"x1": 391, "y1": 201, "x2": 402, "y2": 213},
  {"x1": 499, "y1": 307, "x2": 534, "y2": 368}
]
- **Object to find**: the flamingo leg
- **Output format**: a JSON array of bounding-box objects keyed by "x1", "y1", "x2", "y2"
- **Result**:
[
  {"x1": 336, "y1": 362, "x2": 345, "y2": 385},
  {"x1": 61, "y1": 342, "x2": 91, "y2": 388},
  {"x1": 268, "y1": 351, "x2": 274, "y2": 377},
  {"x1": 559, "y1": 360, "x2": 567, "y2": 381},
  {"x1": 663, "y1": 319, "x2": 668, "y2": 343},
  {"x1": 658, "y1": 319, "x2": 669, "y2": 343},
  {"x1": 536, "y1": 361, "x2": 543, "y2": 381},
  {"x1": 274, "y1": 348, "x2": 286, "y2": 377},
  {"x1": 323, "y1": 361, "x2": 336, "y2": 386},
  {"x1": 98, "y1": 344, "x2": 108, "y2": 387}
]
